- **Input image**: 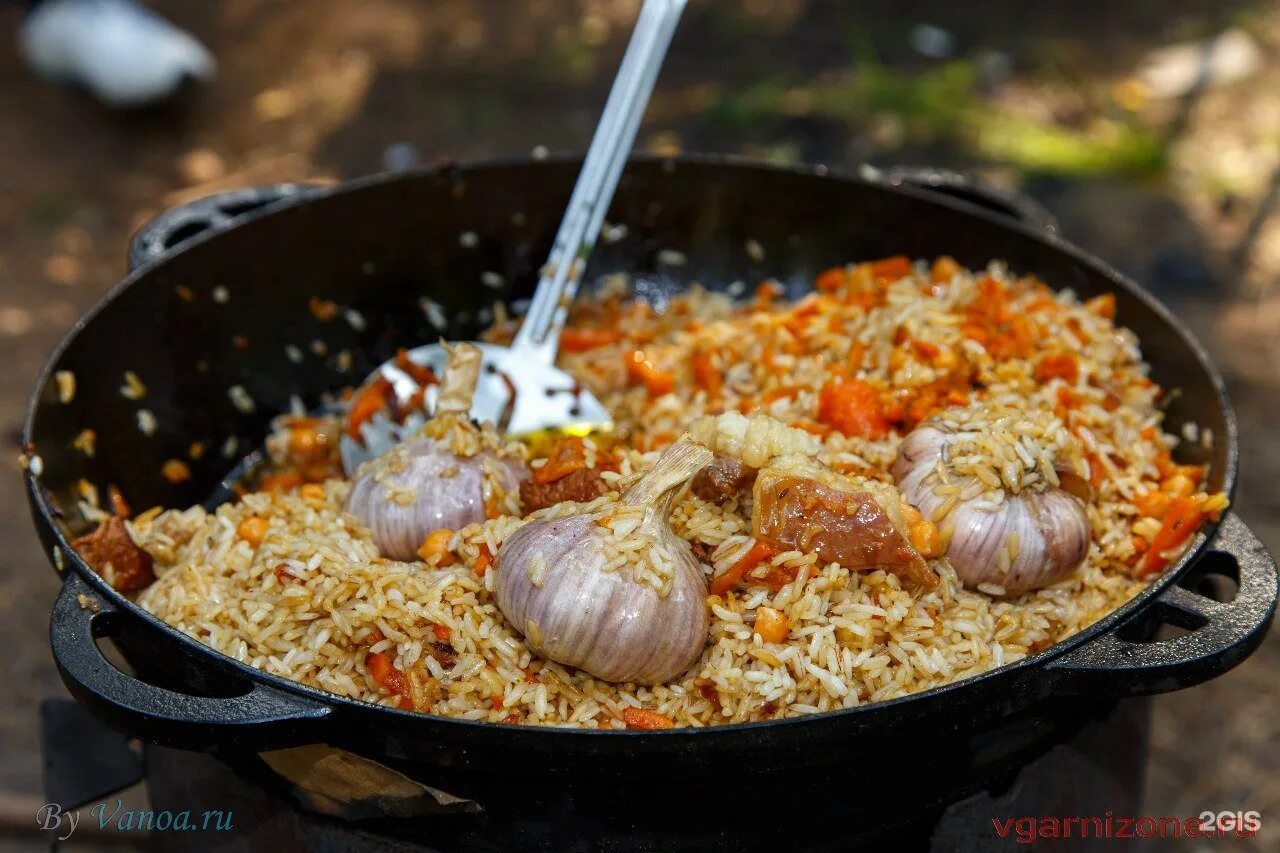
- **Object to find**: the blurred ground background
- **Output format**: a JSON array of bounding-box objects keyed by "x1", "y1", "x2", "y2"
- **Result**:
[{"x1": 1, "y1": 0, "x2": 1279, "y2": 849}]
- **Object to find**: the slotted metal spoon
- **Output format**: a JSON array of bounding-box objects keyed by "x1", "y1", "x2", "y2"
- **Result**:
[{"x1": 341, "y1": 0, "x2": 686, "y2": 473}]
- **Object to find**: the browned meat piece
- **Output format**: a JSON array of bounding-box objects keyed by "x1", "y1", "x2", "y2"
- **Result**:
[
  {"x1": 71, "y1": 516, "x2": 155, "y2": 592},
  {"x1": 520, "y1": 467, "x2": 609, "y2": 513},
  {"x1": 753, "y1": 473, "x2": 937, "y2": 591},
  {"x1": 427, "y1": 642, "x2": 459, "y2": 668},
  {"x1": 691, "y1": 454, "x2": 757, "y2": 502}
]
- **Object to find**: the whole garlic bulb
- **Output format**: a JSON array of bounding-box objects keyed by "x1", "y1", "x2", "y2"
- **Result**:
[
  {"x1": 892, "y1": 410, "x2": 1091, "y2": 595},
  {"x1": 495, "y1": 440, "x2": 713, "y2": 684},
  {"x1": 347, "y1": 440, "x2": 524, "y2": 560},
  {"x1": 347, "y1": 343, "x2": 527, "y2": 560}
]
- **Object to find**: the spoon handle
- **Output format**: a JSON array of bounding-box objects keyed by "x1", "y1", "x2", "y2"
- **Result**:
[{"x1": 511, "y1": 0, "x2": 687, "y2": 362}]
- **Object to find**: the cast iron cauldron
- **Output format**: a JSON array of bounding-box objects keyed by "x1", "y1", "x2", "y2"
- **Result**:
[{"x1": 25, "y1": 157, "x2": 1278, "y2": 851}]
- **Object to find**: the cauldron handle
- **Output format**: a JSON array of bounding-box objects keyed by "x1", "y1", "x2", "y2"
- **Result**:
[
  {"x1": 1044, "y1": 513, "x2": 1277, "y2": 695},
  {"x1": 128, "y1": 184, "x2": 324, "y2": 272},
  {"x1": 50, "y1": 571, "x2": 332, "y2": 750}
]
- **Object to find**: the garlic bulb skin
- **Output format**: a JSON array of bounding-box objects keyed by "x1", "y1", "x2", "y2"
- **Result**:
[
  {"x1": 346, "y1": 342, "x2": 526, "y2": 561},
  {"x1": 495, "y1": 440, "x2": 713, "y2": 684},
  {"x1": 893, "y1": 422, "x2": 1091, "y2": 595}
]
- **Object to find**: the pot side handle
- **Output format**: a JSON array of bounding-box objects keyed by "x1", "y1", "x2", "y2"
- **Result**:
[
  {"x1": 128, "y1": 184, "x2": 322, "y2": 273},
  {"x1": 1045, "y1": 513, "x2": 1277, "y2": 696},
  {"x1": 50, "y1": 572, "x2": 332, "y2": 750}
]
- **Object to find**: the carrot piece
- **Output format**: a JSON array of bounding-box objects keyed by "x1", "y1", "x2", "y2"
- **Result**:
[
  {"x1": 760, "y1": 384, "x2": 804, "y2": 404},
  {"x1": 753, "y1": 562, "x2": 802, "y2": 591},
  {"x1": 533, "y1": 437, "x2": 588, "y2": 484},
  {"x1": 911, "y1": 339, "x2": 941, "y2": 361},
  {"x1": 754, "y1": 607, "x2": 789, "y2": 643},
  {"x1": 1128, "y1": 535, "x2": 1150, "y2": 566},
  {"x1": 977, "y1": 275, "x2": 1005, "y2": 305},
  {"x1": 846, "y1": 341, "x2": 867, "y2": 371},
  {"x1": 1161, "y1": 473, "x2": 1196, "y2": 498},
  {"x1": 845, "y1": 290, "x2": 878, "y2": 310},
  {"x1": 236, "y1": 516, "x2": 269, "y2": 547},
  {"x1": 259, "y1": 471, "x2": 303, "y2": 494},
  {"x1": 794, "y1": 419, "x2": 831, "y2": 437},
  {"x1": 755, "y1": 281, "x2": 784, "y2": 303},
  {"x1": 1085, "y1": 293, "x2": 1116, "y2": 321},
  {"x1": 709, "y1": 540, "x2": 780, "y2": 597},
  {"x1": 642, "y1": 431, "x2": 676, "y2": 451},
  {"x1": 107, "y1": 484, "x2": 132, "y2": 519},
  {"x1": 1154, "y1": 450, "x2": 1203, "y2": 484},
  {"x1": 986, "y1": 313, "x2": 1035, "y2": 361},
  {"x1": 1035, "y1": 353, "x2": 1079, "y2": 384},
  {"x1": 908, "y1": 517, "x2": 943, "y2": 558},
  {"x1": 394, "y1": 349, "x2": 440, "y2": 387},
  {"x1": 691, "y1": 350, "x2": 722, "y2": 397},
  {"x1": 869, "y1": 255, "x2": 912, "y2": 280},
  {"x1": 161, "y1": 459, "x2": 191, "y2": 484},
  {"x1": 1086, "y1": 452, "x2": 1108, "y2": 491},
  {"x1": 896, "y1": 502, "x2": 947, "y2": 555},
  {"x1": 793, "y1": 295, "x2": 824, "y2": 315},
  {"x1": 1139, "y1": 497, "x2": 1206, "y2": 576},
  {"x1": 815, "y1": 266, "x2": 848, "y2": 293},
  {"x1": 365, "y1": 650, "x2": 409, "y2": 698},
  {"x1": 621, "y1": 708, "x2": 676, "y2": 730},
  {"x1": 288, "y1": 424, "x2": 323, "y2": 461},
  {"x1": 346, "y1": 377, "x2": 393, "y2": 440},
  {"x1": 308, "y1": 296, "x2": 339, "y2": 321},
  {"x1": 474, "y1": 544, "x2": 494, "y2": 578},
  {"x1": 560, "y1": 327, "x2": 623, "y2": 352},
  {"x1": 71, "y1": 422, "x2": 96, "y2": 450},
  {"x1": 1165, "y1": 459, "x2": 1198, "y2": 482},
  {"x1": 931, "y1": 255, "x2": 961, "y2": 284},
  {"x1": 417, "y1": 529, "x2": 456, "y2": 566},
  {"x1": 625, "y1": 350, "x2": 675, "y2": 398},
  {"x1": 432, "y1": 623, "x2": 452, "y2": 642},
  {"x1": 960, "y1": 322, "x2": 989, "y2": 346},
  {"x1": 298, "y1": 483, "x2": 326, "y2": 503},
  {"x1": 1133, "y1": 490, "x2": 1172, "y2": 519},
  {"x1": 760, "y1": 345, "x2": 776, "y2": 372},
  {"x1": 816, "y1": 379, "x2": 889, "y2": 439}
]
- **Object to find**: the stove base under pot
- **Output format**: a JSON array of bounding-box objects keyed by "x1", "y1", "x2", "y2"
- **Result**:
[{"x1": 139, "y1": 698, "x2": 1150, "y2": 853}]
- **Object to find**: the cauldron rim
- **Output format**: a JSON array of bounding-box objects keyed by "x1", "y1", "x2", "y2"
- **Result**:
[{"x1": 25, "y1": 154, "x2": 1272, "y2": 753}]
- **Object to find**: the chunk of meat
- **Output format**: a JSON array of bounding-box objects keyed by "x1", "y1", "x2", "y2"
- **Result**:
[
  {"x1": 426, "y1": 641, "x2": 459, "y2": 669},
  {"x1": 691, "y1": 454, "x2": 757, "y2": 502},
  {"x1": 71, "y1": 516, "x2": 154, "y2": 593},
  {"x1": 520, "y1": 466, "x2": 609, "y2": 512},
  {"x1": 753, "y1": 472, "x2": 936, "y2": 591}
]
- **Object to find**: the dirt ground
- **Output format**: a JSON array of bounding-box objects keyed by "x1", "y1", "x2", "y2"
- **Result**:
[{"x1": 1, "y1": 1, "x2": 1279, "y2": 849}]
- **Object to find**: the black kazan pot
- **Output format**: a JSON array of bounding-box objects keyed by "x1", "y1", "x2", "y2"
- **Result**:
[{"x1": 24, "y1": 157, "x2": 1278, "y2": 851}]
